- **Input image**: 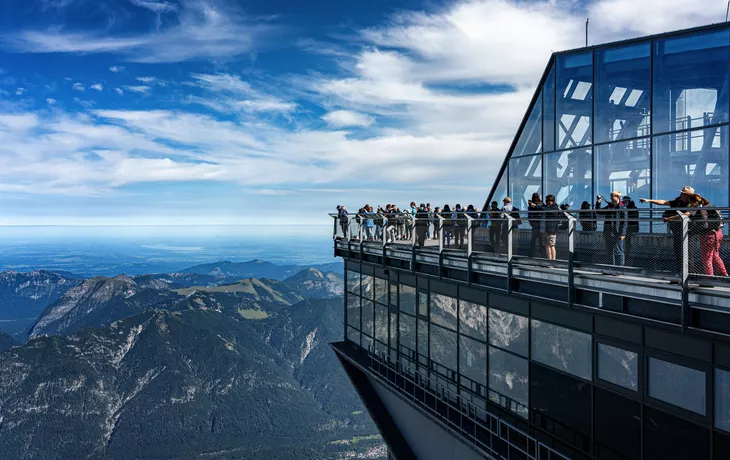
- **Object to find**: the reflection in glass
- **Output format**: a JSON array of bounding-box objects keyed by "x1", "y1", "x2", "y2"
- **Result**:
[
  {"x1": 374, "y1": 277, "x2": 387, "y2": 304},
  {"x1": 595, "y1": 42, "x2": 651, "y2": 143},
  {"x1": 346, "y1": 270, "x2": 360, "y2": 294},
  {"x1": 361, "y1": 275, "x2": 374, "y2": 300},
  {"x1": 653, "y1": 126, "x2": 729, "y2": 208},
  {"x1": 390, "y1": 312, "x2": 397, "y2": 349},
  {"x1": 389, "y1": 282, "x2": 397, "y2": 305},
  {"x1": 488, "y1": 309, "x2": 528, "y2": 357},
  {"x1": 346, "y1": 294, "x2": 360, "y2": 329},
  {"x1": 362, "y1": 300, "x2": 374, "y2": 338},
  {"x1": 543, "y1": 148, "x2": 592, "y2": 207},
  {"x1": 362, "y1": 334, "x2": 374, "y2": 354},
  {"x1": 594, "y1": 139, "x2": 650, "y2": 201},
  {"x1": 556, "y1": 51, "x2": 593, "y2": 149},
  {"x1": 459, "y1": 301, "x2": 487, "y2": 341},
  {"x1": 492, "y1": 169, "x2": 508, "y2": 204},
  {"x1": 430, "y1": 324, "x2": 458, "y2": 371},
  {"x1": 374, "y1": 304, "x2": 388, "y2": 343},
  {"x1": 489, "y1": 347, "x2": 529, "y2": 418},
  {"x1": 597, "y1": 343, "x2": 638, "y2": 390},
  {"x1": 716, "y1": 368, "x2": 730, "y2": 432},
  {"x1": 418, "y1": 319, "x2": 429, "y2": 358},
  {"x1": 531, "y1": 320, "x2": 592, "y2": 380},
  {"x1": 346, "y1": 326, "x2": 360, "y2": 346},
  {"x1": 430, "y1": 293, "x2": 457, "y2": 331},
  {"x1": 513, "y1": 90, "x2": 542, "y2": 157},
  {"x1": 399, "y1": 314, "x2": 416, "y2": 351},
  {"x1": 400, "y1": 284, "x2": 416, "y2": 315},
  {"x1": 648, "y1": 357, "x2": 706, "y2": 415},
  {"x1": 459, "y1": 335, "x2": 487, "y2": 386},
  {"x1": 543, "y1": 61, "x2": 556, "y2": 152},
  {"x1": 653, "y1": 29, "x2": 730, "y2": 134},
  {"x1": 509, "y1": 155, "x2": 542, "y2": 211},
  {"x1": 418, "y1": 292, "x2": 429, "y2": 317}
]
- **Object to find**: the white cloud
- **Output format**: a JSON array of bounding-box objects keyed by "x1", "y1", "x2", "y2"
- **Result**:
[
  {"x1": 129, "y1": 0, "x2": 177, "y2": 13},
  {"x1": 72, "y1": 82, "x2": 85, "y2": 92},
  {"x1": 15, "y1": 87, "x2": 25, "y2": 95},
  {"x1": 136, "y1": 76, "x2": 157, "y2": 83},
  {"x1": 109, "y1": 65, "x2": 125, "y2": 73},
  {"x1": 114, "y1": 88, "x2": 124, "y2": 95},
  {"x1": 90, "y1": 83, "x2": 103, "y2": 91},
  {"x1": 2, "y1": 1, "x2": 278, "y2": 63},
  {"x1": 322, "y1": 110, "x2": 375, "y2": 128},
  {"x1": 123, "y1": 85, "x2": 151, "y2": 93},
  {"x1": 46, "y1": 98, "x2": 57, "y2": 105},
  {"x1": 188, "y1": 73, "x2": 296, "y2": 114}
]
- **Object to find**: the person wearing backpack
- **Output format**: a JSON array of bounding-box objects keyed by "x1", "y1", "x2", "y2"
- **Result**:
[
  {"x1": 698, "y1": 196, "x2": 728, "y2": 277},
  {"x1": 442, "y1": 205, "x2": 453, "y2": 247},
  {"x1": 452, "y1": 204, "x2": 467, "y2": 249}
]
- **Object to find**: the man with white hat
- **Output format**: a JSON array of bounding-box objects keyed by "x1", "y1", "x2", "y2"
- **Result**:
[{"x1": 640, "y1": 186, "x2": 696, "y2": 277}]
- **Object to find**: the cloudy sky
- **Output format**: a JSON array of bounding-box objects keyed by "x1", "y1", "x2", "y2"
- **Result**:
[{"x1": 0, "y1": 0, "x2": 727, "y2": 228}]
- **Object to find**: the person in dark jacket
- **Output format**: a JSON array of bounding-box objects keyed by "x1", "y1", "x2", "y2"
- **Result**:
[
  {"x1": 579, "y1": 201, "x2": 595, "y2": 231},
  {"x1": 337, "y1": 205, "x2": 349, "y2": 238},
  {"x1": 488, "y1": 201, "x2": 502, "y2": 253},
  {"x1": 432, "y1": 206, "x2": 441, "y2": 240},
  {"x1": 528, "y1": 193, "x2": 543, "y2": 256},
  {"x1": 640, "y1": 186, "x2": 694, "y2": 275},
  {"x1": 415, "y1": 204, "x2": 430, "y2": 247},
  {"x1": 541, "y1": 195, "x2": 560, "y2": 260},
  {"x1": 596, "y1": 191, "x2": 628, "y2": 266},
  {"x1": 452, "y1": 204, "x2": 466, "y2": 249},
  {"x1": 442, "y1": 205, "x2": 453, "y2": 247}
]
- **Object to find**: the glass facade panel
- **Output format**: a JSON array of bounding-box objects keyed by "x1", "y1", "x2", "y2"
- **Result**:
[
  {"x1": 595, "y1": 387, "x2": 641, "y2": 460},
  {"x1": 361, "y1": 275, "x2": 374, "y2": 300},
  {"x1": 459, "y1": 300, "x2": 486, "y2": 341},
  {"x1": 389, "y1": 282, "x2": 397, "y2": 305},
  {"x1": 430, "y1": 324, "x2": 458, "y2": 371},
  {"x1": 399, "y1": 314, "x2": 416, "y2": 351},
  {"x1": 362, "y1": 300, "x2": 374, "y2": 338},
  {"x1": 459, "y1": 335, "x2": 487, "y2": 385},
  {"x1": 488, "y1": 308, "x2": 528, "y2": 357},
  {"x1": 653, "y1": 29, "x2": 730, "y2": 134},
  {"x1": 644, "y1": 406, "x2": 710, "y2": 460},
  {"x1": 653, "y1": 125, "x2": 729, "y2": 208},
  {"x1": 374, "y1": 304, "x2": 388, "y2": 343},
  {"x1": 492, "y1": 169, "x2": 508, "y2": 204},
  {"x1": 543, "y1": 62, "x2": 556, "y2": 152},
  {"x1": 556, "y1": 51, "x2": 593, "y2": 149},
  {"x1": 346, "y1": 293, "x2": 360, "y2": 329},
  {"x1": 531, "y1": 320, "x2": 592, "y2": 380},
  {"x1": 489, "y1": 346, "x2": 529, "y2": 417},
  {"x1": 648, "y1": 357, "x2": 706, "y2": 415},
  {"x1": 430, "y1": 293, "x2": 457, "y2": 331},
  {"x1": 418, "y1": 291, "x2": 428, "y2": 317},
  {"x1": 597, "y1": 343, "x2": 638, "y2": 390},
  {"x1": 374, "y1": 277, "x2": 387, "y2": 305},
  {"x1": 543, "y1": 147, "x2": 592, "y2": 207},
  {"x1": 418, "y1": 319, "x2": 429, "y2": 358},
  {"x1": 513, "y1": 90, "x2": 542, "y2": 156},
  {"x1": 716, "y1": 368, "x2": 730, "y2": 432},
  {"x1": 362, "y1": 334, "x2": 374, "y2": 354},
  {"x1": 346, "y1": 270, "x2": 360, "y2": 294},
  {"x1": 390, "y1": 312, "x2": 397, "y2": 349},
  {"x1": 346, "y1": 326, "x2": 360, "y2": 346},
  {"x1": 400, "y1": 284, "x2": 416, "y2": 315},
  {"x1": 594, "y1": 138, "x2": 651, "y2": 201},
  {"x1": 595, "y1": 42, "x2": 651, "y2": 143},
  {"x1": 509, "y1": 154, "x2": 542, "y2": 211}
]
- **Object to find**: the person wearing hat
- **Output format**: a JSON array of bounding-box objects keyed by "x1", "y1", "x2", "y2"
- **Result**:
[
  {"x1": 640, "y1": 186, "x2": 695, "y2": 276},
  {"x1": 500, "y1": 196, "x2": 521, "y2": 245}
]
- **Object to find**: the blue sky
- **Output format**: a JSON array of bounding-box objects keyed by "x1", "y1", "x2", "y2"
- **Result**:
[{"x1": 0, "y1": 0, "x2": 724, "y2": 229}]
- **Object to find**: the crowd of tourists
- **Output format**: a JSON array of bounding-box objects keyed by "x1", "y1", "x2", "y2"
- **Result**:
[{"x1": 335, "y1": 185, "x2": 727, "y2": 278}]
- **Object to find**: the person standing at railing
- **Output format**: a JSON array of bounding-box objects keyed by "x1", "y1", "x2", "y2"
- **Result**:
[
  {"x1": 432, "y1": 206, "x2": 441, "y2": 241},
  {"x1": 364, "y1": 206, "x2": 376, "y2": 240},
  {"x1": 415, "y1": 204, "x2": 429, "y2": 247},
  {"x1": 425, "y1": 203, "x2": 432, "y2": 240},
  {"x1": 500, "y1": 197, "x2": 521, "y2": 250},
  {"x1": 337, "y1": 205, "x2": 349, "y2": 238},
  {"x1": 541, "y1": 195, "x2": 559, "y2": 260},
  {"x1": 528, "y1": 193, "x2": 543, "y2": 257},
  {"x1": 640, "y1": 186, "x2": 694, "y2": 277},
  {"x1": 453, "y1": 204, "x2": 467, "y2": 249},
  {"x1": 442, "y1": 205, "x2": 453, "y2": 247},
  {"x1": 596, "y1": 192, "x2": 628, "y2": 266},
  {"x1": 579, "y1": 201, "x2": 595, "y2": 231},
  {"x1": 375, "y1": 206, "x2": 386, "y2": 241},
  {"x1": 489, "y1": 201, "x2": 502, "y2": 253},
  {"x1": 466, "y1": 204, "x2": 479, "y2": 250},
  {"x1": 695, "y1": 196, "x2": 728, "y2": 277}
]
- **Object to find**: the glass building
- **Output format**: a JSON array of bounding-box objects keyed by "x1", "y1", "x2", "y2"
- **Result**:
[
  {"x1": 491, "y1": 26, "x2": 730, "y2": 211},
  {"x1": 332, "y1": 23, "x2": 730, "y2": 460}
]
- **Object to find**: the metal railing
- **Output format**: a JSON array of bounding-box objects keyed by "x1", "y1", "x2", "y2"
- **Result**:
[{"x1": 332, "y1": 207, "x2": 730, "y2": 326}]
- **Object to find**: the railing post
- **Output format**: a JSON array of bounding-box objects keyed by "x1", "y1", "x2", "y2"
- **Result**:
[
  {"x1": 438, "y1": 215, "x2": 444, "y2": 280},
  {"x1": 680, "y1": 211, "x2": 690, "y2": 331},
  {"x1": 465, "y1": 214, "x2": 473, "y2": 285},
  {"x1": 506, "y1": 215, "x2": 515, "y2": 294},
  {"x1": 411, "y1": 215, "x2": 417, "y2": 273},
  {"x1": 566, "y1": 212, "x2": 577, "y2": 308},
  {"x1": 332, "y1": 214, "x2": 338, "y2": 241}
]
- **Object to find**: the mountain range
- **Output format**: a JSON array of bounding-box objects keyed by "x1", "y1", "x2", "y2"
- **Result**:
[{"x1": 0, "y1": 260, "x2": 381, "y2": 460}]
